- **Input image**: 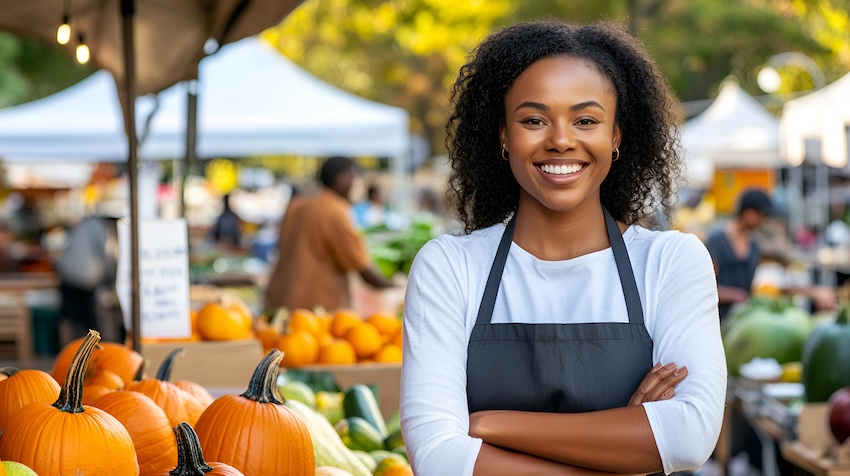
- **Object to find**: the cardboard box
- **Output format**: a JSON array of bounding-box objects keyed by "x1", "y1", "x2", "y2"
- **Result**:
[
  {"x1": 780, "y1": 403, "x2": 850, "y2": 476},
  {"x1": 140, "y1": 339, "x2": 265, "y2": 389},
  {"x1": 298, "y1": 362, "x2": 401, "y2": 418}
]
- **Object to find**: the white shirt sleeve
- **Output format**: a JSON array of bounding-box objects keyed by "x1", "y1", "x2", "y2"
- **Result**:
[
  {"x1": 400, "y1": 240, "x2": 482, "y2": 476},
  {"x1": 641, "y1": 234, "x2": 727, "y2": 473}
]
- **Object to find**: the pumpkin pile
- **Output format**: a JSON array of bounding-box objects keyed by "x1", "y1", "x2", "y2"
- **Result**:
[
  {"x1": 257, "y1": 308, "x2": 403, "y2": 368},
  {"x1": 0, "y1": 327, "x2": 411, "y2": 476}
]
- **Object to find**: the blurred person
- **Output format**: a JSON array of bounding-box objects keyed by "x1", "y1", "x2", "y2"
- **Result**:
[
  {"x1": 352, "y1": 184, "x2": 387, "y2": 229},
  {"x1": 210, "y1": 193, "x2": 243, "y2": 251},
  {"x1": 264, "y1": 157, "x2": 393, "y2": 311},
  {"x1": 54, "y1": 215, "x2": 121, "y2": 342},
  {"x1": 706, "y1": 188, "x2": 835, "y2": 320}
]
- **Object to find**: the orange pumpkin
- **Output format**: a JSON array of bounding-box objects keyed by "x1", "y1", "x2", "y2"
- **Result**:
[
  {"x1": 194, "y1": 350, "x2": 314, "y2": 475},
  {"x1": 92, "y1": 391, "x2": 177, "y2": 475},
  {"x1": 196, "y1": 303, "x2": 251, "y2": 341},
  {"x1": 173, "y1": 379, "x2": 215, "y2": 408},
  {"x1": 0, "y1": 330, "x2": 139, "y2": 475},
  {"x1": 277, "y1": 329, "x2": 320, "y2": 367},
  {"x1": 151, "y1": 423, "x2": 243, "y2": 476},
  {"x1": 0, "y1": 366, "x2": 61, "y2": 429},
  {"x1": 126, "y1": 348, "x2": 205, "y2": 427},
  {"x1": 52, "y1": 337, "x2": 144, "y2": 387},
  {"x1": 81, "y1": 384, "x2": 114, "y2": 406},
  {"x1": 86, "y1": 368, "x2": 125, "y2": 391}
]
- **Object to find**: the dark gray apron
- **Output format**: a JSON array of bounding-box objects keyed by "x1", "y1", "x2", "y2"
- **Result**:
[{"x1": 467, "y1": 208, "x2": 653, "y2": 414}]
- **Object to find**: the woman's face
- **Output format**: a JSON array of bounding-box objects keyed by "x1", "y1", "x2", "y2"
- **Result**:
[{"x1": 500, "y1": 56, "x2": 621, "y2": 215}]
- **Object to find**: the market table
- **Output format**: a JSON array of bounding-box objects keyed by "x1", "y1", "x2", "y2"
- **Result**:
[{"x1": 719, "y1": 377, "x2": 850, "y2": 476}]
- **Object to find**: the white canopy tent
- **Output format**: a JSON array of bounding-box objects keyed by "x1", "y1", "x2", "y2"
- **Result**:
[
  {"x1": 780, "y1": 72, "x2": 850, "y2": 168},
  {"x1": 680, "y1": 79, "x2": 782, "y2": 187},
  {"x1": 0, "y1": 37, "x2": 410, "y2": 162}
]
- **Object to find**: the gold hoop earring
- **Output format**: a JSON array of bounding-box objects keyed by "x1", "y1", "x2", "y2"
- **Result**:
[
  {"x1": 501, "y1": 145, "x2": 509, "y2": 162},
  {"x1": 612, "y1": 148, "x2": 620, "y2": 162}
]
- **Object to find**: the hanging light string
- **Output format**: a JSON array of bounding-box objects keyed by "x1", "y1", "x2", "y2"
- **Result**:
[{"x1": 56, "y1": 0, "x2": 72, "y2": 44}]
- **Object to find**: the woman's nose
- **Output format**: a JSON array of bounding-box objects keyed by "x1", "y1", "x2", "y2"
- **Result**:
[{"x1": 545, "y1": 121, "x2": 576, "y2": 152}]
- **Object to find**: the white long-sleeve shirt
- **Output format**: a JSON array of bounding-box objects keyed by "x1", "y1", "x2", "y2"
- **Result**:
[{"x1": 400, "y1": 223, "x2": 726, "y2": 475}]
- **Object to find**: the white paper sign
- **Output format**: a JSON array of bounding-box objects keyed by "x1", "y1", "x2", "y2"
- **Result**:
[{"x1": 117, "y1": 219, "x2": 191, "y2": 339}]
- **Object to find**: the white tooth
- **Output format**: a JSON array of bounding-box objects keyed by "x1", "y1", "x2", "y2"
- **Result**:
[
  {"x1": 559, "y1": 165, "x2": 567, "y2": 174},
  {"x1": 545, "y1": 165, "x2": 554, "y2": 174}
]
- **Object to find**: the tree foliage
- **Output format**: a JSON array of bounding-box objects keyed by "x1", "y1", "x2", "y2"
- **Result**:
[
  {"x1": 0, "y1": 31, "x2": 93, "y2": 108},
  {"x1": 261, "y1": 0, "x2": 848, "y2": 154}
]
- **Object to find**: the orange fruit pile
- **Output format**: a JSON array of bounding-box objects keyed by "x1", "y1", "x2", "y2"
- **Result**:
[{"x1": 275, "y1": 308, "x2": 403, "y2": 367}]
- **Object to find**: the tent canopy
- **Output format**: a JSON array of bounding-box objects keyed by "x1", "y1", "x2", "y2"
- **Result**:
[
  {"x1": 780, "y1": 72, "x2": 850, "y2": 168},
  {"x1": 681, "y1": 79, "x2": 781, "y2": 186},
  {"x1": 0, "y1": 71, "x2": 129, "y2": 161},
  {"x1": 0, "y1": 37, "x2": 409, "y2": 162}
]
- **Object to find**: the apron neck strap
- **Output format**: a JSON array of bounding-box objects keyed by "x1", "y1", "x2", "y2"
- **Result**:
[
  {"x1": 603, "y1": 208, "x2": 645, "y2": 325},
  {"x1": 473, "y1": 208, "x2": 645, "y2": 327}
]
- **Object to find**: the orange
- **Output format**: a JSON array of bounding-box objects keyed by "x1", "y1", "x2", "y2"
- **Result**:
[
  {"x1": 197, "y1": 303, "x2": 251, "y2": 341},
  {"x1": 277, "y1": 329, "x2": 320, "y2": 367},
  {"x1": 390, "y1": 326, "x2": 403, "y2": 348},
  {"x1": 374, "y1": 344, "x2": 403, "y2": 363},
  {"x1": 331, "y1": 309, "x2": 363, "y2": 338},
  {"x1": 290, "y1": 308, "x2": 321, "y2": 337},
  {"x1": 345, "y1": 322, "x2": 383, "y2": 359},
  {"x1": 366, "y1": 313, "x2": 402, "y2": 338},
  {"x1": 225, "y1": 297, "x2": 253, "y2": 321},
  {"x1": 256, "y1": 327, "x2": 281, "y2": 352},
  {"x1": 317, "y1": 339, "x2": 357, "y2": 365},
  {"x1": 316, "y1": 332, "x2": 334, "y2": 347},
  {"x1": 316, "y1": 315, "x2": 333, "y2": 334}
]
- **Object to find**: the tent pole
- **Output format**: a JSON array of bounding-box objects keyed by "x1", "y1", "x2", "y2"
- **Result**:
[
  {"x1": 182, "y1": 79, "x2": 199, "y2": 218},
  {"x1": 121, "y1": 0, "x2": 141, "y2": 353}
]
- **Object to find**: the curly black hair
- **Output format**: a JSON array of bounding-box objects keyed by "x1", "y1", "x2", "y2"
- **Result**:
[{"x1": 446, "y1": 20, "x2": 682, "y2": 233}]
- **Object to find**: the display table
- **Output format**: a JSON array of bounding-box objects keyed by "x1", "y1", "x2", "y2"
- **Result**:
[{"x1": 720, "y1": 377, "x2": 850, "y2": 476}]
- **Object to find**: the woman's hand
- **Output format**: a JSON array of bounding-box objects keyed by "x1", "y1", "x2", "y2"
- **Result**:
[{"x1": 627, "y1": 362, "x2": 688, "y2": 406}]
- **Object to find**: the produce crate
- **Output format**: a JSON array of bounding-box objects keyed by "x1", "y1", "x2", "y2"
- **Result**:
[
  {"x1": 140, "y1": 339, "x2": 265, "y2": 389},
  {"x1": 295, "y1": 362, "x2": 401, "y2": 419},
  {"x1": 780, "y1": 403, "x2": 850, "y2": 476}
]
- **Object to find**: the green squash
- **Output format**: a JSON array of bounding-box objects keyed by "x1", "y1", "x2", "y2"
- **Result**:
[
  {"x1": 723, "y1": 297, "x2": 813, "y2": 376},
  {"x1": 802, "y1": 306, "x2": 850, "y2": 402}
]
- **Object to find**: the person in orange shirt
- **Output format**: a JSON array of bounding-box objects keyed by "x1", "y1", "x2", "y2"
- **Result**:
[{"x1": 265, "y1": 156, "x2": 394, "y2": 311}]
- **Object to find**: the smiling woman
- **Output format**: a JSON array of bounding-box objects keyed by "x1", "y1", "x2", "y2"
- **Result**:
[{"x1": 400, "y1": 20, "x2": 726, "y2": 476}]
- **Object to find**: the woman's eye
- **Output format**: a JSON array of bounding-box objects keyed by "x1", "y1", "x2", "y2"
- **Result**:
[
  {"x1": 522, "y1": 117, "x2": 545, "y2": 126},
  {"x1": 576, "y1": 117, "x2": 599, "y2": 126}
]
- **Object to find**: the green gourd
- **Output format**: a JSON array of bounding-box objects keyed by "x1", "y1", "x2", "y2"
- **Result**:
[{"x1": 802, "y1": 305, "x2": 850, "y2": 402}]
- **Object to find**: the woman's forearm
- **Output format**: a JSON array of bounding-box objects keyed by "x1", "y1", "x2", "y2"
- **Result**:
[
  {"x1": 473, "y1": 442, "x2": 642, "y2": 476},
  {"x1": 470, "y1": 406, "x2": 662, "y2": 474}
]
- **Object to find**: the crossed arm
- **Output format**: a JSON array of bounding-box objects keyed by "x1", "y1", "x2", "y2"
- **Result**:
[{"x1": 469, "y1": 364, "x2": 688, "y2": 475}]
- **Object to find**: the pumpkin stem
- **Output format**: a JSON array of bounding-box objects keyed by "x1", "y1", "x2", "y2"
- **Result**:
[
  {"x1": 170, "y1": 422, "x2": 213, "y2": 475},
  {"x1": 54, "y1": 329, "x2": 101, "y2": 413},
  {"x1": 134, "y1": 360, "x2": 148, "y2": 382},
  {"x1": 241, "y1": 349, "x2": 285, "y2": 404},
  {"x1": 156, "y1": 348, "x2": 186, "y2": 382},
  {"x1": 0, "y1": 366, "x2": 21, "y2": 377}
]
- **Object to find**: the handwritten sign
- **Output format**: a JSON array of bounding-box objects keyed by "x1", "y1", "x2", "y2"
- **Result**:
[{"x1": 117, "y1": 219, "x2": 191, "y2": 339}]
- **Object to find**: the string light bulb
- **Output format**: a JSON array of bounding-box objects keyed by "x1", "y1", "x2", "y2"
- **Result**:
[
  {"x1": 56, "y1": 16, "x2": 71, "y2": 45},
  {"x1": 75, "y1": 35, "x2": 90, "y2": 64}
]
